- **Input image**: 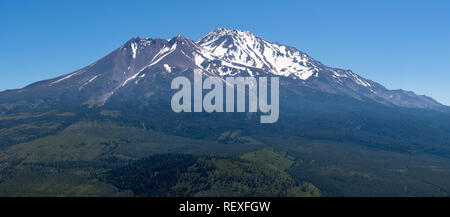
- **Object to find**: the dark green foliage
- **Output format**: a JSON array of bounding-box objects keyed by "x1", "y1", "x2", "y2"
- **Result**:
[
  {"x1": 0, "y1": 111, "x2": 77, "y2": 148},
  {"x1": 0, "y1": 159, "x2": 132, "y2": 197},
  {"x1": 106, "y1": 154, "x2": 198, "y2": 196},
  {"x1": 105, "y1": 154, "x2": 320, "y2": 197}
]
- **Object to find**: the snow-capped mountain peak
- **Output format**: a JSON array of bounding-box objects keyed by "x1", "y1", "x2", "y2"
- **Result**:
[{"x1": 197, "y1": 28, "x2": 320, "y2": 80}]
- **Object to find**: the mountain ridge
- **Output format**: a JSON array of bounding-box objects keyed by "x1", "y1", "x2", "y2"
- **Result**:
[{"x1": 0, "y1": 28, "x2": 445, "y2": 112}]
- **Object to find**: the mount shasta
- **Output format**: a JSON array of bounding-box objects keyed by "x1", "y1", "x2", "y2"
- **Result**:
[{"x1": 0, "y1": 28, "x2": 444, "y2": 112}]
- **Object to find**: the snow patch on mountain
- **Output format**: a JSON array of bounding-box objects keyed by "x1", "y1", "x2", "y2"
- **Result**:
[
  {"x1": 49, "y1": 72, "x2": 79, "y2": 86},
  {"x1": 131, "y1": 42, "x2": 138, "y2": 59},
  {"x1": 163, "y1": 64, "x2": 172, "y2": 72}
]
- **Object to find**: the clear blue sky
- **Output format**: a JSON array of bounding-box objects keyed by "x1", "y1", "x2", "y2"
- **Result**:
[{"x1": 1, "y1": 0, "x2": 449, "y2": 105}]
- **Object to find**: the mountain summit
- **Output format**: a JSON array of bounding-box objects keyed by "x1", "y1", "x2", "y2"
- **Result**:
[
  {"x1": 0, "y1": 28, "x2": 444, "y2": 112},
  {"x1": 198, "y1": 28, "x2": 321, "y2": 79}
]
